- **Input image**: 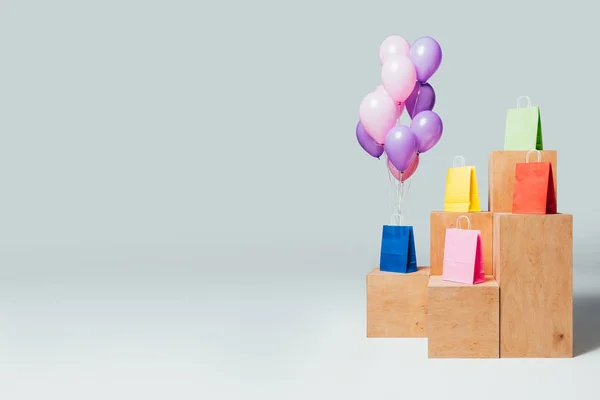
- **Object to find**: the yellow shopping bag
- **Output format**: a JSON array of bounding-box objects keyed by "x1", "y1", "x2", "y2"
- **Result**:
[{"x1": 444, "y1": 156, "x2": 481, "y2": 212}]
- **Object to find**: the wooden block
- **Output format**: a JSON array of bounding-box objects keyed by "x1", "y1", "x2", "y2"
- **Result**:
[
  {"x1": 493, "y1": 213, "x2": 573, "y2": 358},
  {"x1": 430, "y1": 211, "x2": 493, "y2": 276},
  {"x1": 428, "y1": 276, "x2": 499, "y2": 358},
  {"x1": 488, "y1": 150, "x2": 557, "y2": 213},
  {"x1": 367, "y1": 266, "x2": 429, "y2": 338}
]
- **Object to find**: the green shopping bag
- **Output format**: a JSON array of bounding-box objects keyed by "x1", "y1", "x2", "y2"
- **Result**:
[{"x1": 504, "y1": 96, "x2": 543, "y2": 150}]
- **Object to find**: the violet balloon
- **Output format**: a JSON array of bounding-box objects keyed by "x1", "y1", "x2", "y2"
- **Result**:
[
  {"x1": 405, "y1": 82, "x2": 436, "y2": 119},
  {"x1": 388, "y1": 154, "x2": 419, "y2": 182},
  {"x1": 409, "y1": 36, "x2": 442, "y2": 83},
  {"x1": 384, "y1": 125, "x2": 418, "y2": 172},
  {"x1": 356, "y1": 121, "x2": 384, "y2": 158},
  {"x1": 410, "y1": 111, "x2": 443, "y2": 154}
]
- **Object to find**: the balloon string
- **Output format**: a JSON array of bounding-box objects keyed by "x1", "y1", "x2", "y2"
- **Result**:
[
  {"x1": 397, "y1": 179, "x2": 402, "y2": 217},
  {"x1": 398, "y1": 179, "x2": 412, "y2": 222},
  {"x1": 385, "y1": 154, "x2": 394, "y2": 217},
  {"x1": 412, "y1": 83, "x2": 421, "y2": 117},
  {"x1": 385, "y1": 154, "x2": 397, "y2": 224},
  {"x1": 384, "y1": 155, "x2": 411, "y2": 226}
]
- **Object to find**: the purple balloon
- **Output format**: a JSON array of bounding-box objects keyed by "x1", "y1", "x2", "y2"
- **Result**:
[
  {"x1": 384, "y1": 125, "x2": 418, "y2": 172},
  {"x1": 409, "y1": 36, "x2": 442, "y2": 83},
  {"x1": 410, "y1": 111, "x2": 443, "y2": 153},
  {"x1": 405, "y1": 82, "x2": 436, "y2": 119},
  {"x1": 356, "y1": 121, "x2": 384, "y2": 158}
]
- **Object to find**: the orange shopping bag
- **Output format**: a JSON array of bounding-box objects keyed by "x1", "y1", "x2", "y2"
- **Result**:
[{"x1": 512, "y1": 150, "x2": 556, "y2": 214}]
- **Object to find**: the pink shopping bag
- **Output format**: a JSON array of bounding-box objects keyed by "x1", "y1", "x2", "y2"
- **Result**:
[{"x1": 442, "y1": 216, "x2": 485, "y2": 285}]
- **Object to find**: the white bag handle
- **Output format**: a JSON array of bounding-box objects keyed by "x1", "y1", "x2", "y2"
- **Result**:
[
  {"x1": 526, "y1": 149, "x2": 542, "y2": 163},
  {"x1": 456, "y1": 215, "x2": 472, "y2": 230},
  {"x1": 452, "y1": 156, "x2": 466, "y2": 168},
  {"x1": 516, "y1": 96, "x2": 532, "y2": 108}
]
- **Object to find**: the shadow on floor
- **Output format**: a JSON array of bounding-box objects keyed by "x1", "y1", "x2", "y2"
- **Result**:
[{"x1": 574, "y1": 294, "x2": 600, "y2": 356}]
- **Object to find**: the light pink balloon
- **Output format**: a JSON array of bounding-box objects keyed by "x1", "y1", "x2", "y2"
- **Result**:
[
  {"x1": 376, "y1": 85, "x2": 404, "y2": 120},
  {"x1": 359, "y1": 90, "x2": 397, "y2": 144},
  {"x1": 396, "y1": 102, "x2": 405, "y2": 119},
  {"x1": 388, "y1": 154, "x2": 419, "y2": 182},
  {"x1": 381, "y1": 55, "x2": 417, "y2": 103},
  {"x1": 379, "y1": 35, "x2": 410, "y2": 65}
]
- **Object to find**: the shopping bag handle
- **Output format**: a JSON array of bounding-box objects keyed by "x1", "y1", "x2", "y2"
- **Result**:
[
  {"x1": 516, "y1": 96, "x2": 532, "y2": 109},
  {"x1": 456, "y1": 215, "x2": 472, "y2": 230},
  {"x1": 525, "y1": 149, "x2": 542, "y2": 163},
  {"x1": 390, "y1": 213, "x2": 404, "y2": 226},
  {"x1": 452, "y1": 156, "x2": 466, "y2": 168}
]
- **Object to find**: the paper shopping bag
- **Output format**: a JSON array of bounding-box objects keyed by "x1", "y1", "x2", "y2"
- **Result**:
[
  {"x1": 442, "y1": 216, "x2": 485, "y2": 285},
  {"x1": 504, "y1": 96, "x2": 543, "y2": 150},
  {"x1": 512, "y1": 150, "x2": 557, "y2": 214},
  {"x1": 444, "y1": 156, "x2": 481, "y2": 212},
  {"x1": 379, "y1": 225, "x2": 417, "y2": 274}
]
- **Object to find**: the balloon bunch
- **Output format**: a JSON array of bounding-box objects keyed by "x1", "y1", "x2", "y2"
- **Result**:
[{"x1": 356, "y1": 35, "x2": 444, "y2": 182}]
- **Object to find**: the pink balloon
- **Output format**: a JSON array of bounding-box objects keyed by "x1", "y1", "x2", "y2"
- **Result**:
[
  {"x1": 396, "y1": 102, "x2": 405, "y2": 119},
  {"x1": 388, "y1": 154, "x2": 419, "y2": 182},
  {"x1": 376, "y1": 85, "x2": 403, "y2": 119},
  {"x1": 381, "y1": 55, "x2": 417, "y2": 103},
  {"x1": 359, "y1": 90, "x2": 397, "y2": 144},
  {"x1": 379, "y1": 35, "x2": 410, "y2": 65}
]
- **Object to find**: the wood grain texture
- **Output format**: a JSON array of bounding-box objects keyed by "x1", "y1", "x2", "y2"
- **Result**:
[
  {"x1": 488, "y1": 150, "x2": 557, "y2": 213},
  {"x1": 367, "y1": 267, "x2": 430, "y2": 338},
  {"x1": 427, "y1": 275, "x2": 499, "y2": 358},
  {"x1": 493, "y1": 213, "x2": 573, "y2": 358},
  {"x1": 430, "y1": 211, "x2": 493, "y2": 275}
]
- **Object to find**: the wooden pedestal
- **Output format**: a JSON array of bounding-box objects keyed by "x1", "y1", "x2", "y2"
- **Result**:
[
  {"x1": 488, "y1": 150, "x2": 557, "y2": 213},
  {"x1": 428, "y1": 276, "x2": 499, "y2": 358},
  {"x1": 493, "y1": 213, "x2": 573, "y2": 357},
  {"x1": 430, "y1": 211, "x2": 493, "y2": 275},
  {"x1": 367, "y1": 267, "x2": 430, "y2": 338}
]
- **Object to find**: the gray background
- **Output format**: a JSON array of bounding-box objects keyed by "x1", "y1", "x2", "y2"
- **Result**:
[{"x1": 0, "y1": 0, "x2": 598, "y2": 398}]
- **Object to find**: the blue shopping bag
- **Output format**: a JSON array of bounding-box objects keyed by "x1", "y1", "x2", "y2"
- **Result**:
[{"x1": 379, "y1": 225, "x2": 417, "y2": 273}]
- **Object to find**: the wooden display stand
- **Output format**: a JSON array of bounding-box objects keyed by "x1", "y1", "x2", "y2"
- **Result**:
[
  {"x1": 427, "y1": 276, "x2": 499, "y2": 358},
  {"x1": 430, "y1": 211, "x2": 493, "y2": 275},
  {"x1": 493, "y1": 213, "x2": 573, "y2": 357},
  {"x1": 365, "y1": 146, "x2": 573, "y2": 359},
  {"x1": 488, "y1": 150, "x2": 557, "y2": 213},
  {"x1": 367, "y1": 267, "x2": 430, "y2": 338}
]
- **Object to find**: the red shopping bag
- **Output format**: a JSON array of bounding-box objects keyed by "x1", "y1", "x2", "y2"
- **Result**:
[{"x1": 512, "y1": 150, "x2": 556, "y2": 214}]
